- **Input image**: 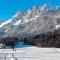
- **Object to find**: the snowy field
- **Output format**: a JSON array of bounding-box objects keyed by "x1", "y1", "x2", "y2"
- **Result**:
[{"x1": 0, "y1": 46, "x2": 60, "y2": 60}]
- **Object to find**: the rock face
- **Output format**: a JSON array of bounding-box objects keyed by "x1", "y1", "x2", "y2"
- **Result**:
[
  {"x1": 0, "y1": 5, "x2": 60, "y2": 37},
  {"x1": 0, "y1": 5, "x2": 60, "y2": 47}
]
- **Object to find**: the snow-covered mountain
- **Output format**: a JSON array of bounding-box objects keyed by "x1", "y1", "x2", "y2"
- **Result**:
[{"x1": 0, "y1": 4, "x2": 60, "y2": 38}]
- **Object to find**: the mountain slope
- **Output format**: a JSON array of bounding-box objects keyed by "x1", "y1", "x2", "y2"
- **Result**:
[{"x1": 0, "y1": 4, "x2": 60, "y2": 38}]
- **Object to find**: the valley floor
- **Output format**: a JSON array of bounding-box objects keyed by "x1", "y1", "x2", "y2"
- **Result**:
[{"x1": 0, "y1": 46, "x2": 60, "y2": 60}]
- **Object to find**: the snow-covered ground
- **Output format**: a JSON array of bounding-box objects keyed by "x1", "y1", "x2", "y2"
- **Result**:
[{"x1": 0, "y1": 46, "x2": 60, "y2": 60}]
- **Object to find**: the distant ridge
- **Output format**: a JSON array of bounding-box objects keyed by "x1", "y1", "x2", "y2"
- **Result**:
[{"x1": 0, "y1": 4, "x2": 60, "y2": 38}]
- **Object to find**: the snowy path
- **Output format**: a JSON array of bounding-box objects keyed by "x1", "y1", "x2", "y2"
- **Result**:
[{"x1": 0, "y1": 47, "x2": 60, "y2": 60}]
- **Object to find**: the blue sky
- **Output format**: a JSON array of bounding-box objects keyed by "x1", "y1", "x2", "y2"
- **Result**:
[{"x1": 0, "y1": 0, "x2": 60, "y2": 20}]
